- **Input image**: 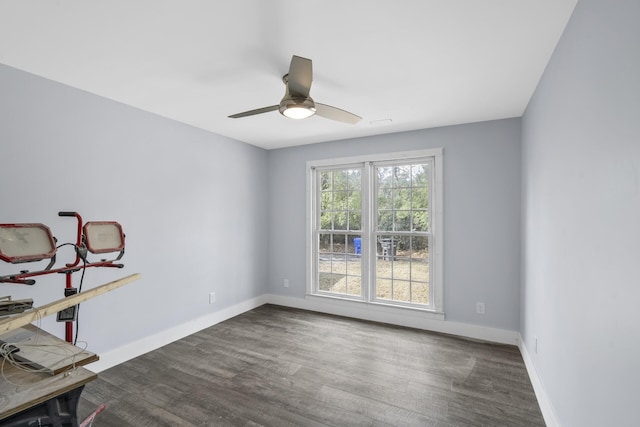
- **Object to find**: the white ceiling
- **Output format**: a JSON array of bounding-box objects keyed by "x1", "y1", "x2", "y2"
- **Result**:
[{"x1": 0, "y1": 1, "x2": 578, "y2": 150}]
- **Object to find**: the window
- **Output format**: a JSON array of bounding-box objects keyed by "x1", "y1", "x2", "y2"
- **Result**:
[
  {"x1": 307, "y1": 149, "x2": 443, "y2": 314},
  {"x1": 317, "y1": 167, "x2": 363, "y2": 297}
]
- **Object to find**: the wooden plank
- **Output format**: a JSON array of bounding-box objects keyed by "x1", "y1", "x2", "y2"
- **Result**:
[
  {"x1": 0, "y1": 273, "x2": 141, "y2": 335},
  {"x1": 0, "y1": 363, "x2": 97, "y2": 420},
  {"x1": 0, "y1": 324, "x2": 99, "y2": 375}
]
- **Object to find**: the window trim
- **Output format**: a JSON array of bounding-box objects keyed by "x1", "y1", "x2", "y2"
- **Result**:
[{"x1": 306, "y1": 148, "x2": 444, "y2": 316}]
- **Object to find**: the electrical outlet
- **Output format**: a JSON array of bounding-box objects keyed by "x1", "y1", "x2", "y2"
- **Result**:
[
  {"x1": 283, "y1": 279, "x2": 289, "y2": 288},
  {"x1": 209, "y1": 292, "x2": 216, "y2": 304},
  {"x1": 476, "y1": 302, "x2": 485, "y2": 315}
]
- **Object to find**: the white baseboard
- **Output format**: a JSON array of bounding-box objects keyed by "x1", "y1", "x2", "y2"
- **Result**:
[
  {"x1": 86, "y1": 295, "x2": 269, "y2": 372},
  {"x1": 518, "y1": 335, "x2": 559, "y2": 427},
  {"x1": 266, "y1": 294, "x2": 519, "y2": 345}
]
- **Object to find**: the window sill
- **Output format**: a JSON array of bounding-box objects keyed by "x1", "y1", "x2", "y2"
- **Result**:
[{"x1": 304, "y1": 293, "x2": 445, "y2": 321}]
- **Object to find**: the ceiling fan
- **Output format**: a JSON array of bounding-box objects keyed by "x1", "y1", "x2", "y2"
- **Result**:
[{"x1": 228, "y1": 55, "x2": 361, "y2": 124}]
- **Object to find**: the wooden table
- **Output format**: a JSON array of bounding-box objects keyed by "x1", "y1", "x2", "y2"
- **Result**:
[
  {"x1": 0, "y1": 274, "x2": 139, "y2": 426},
  {"x1": 0, "y1": 325, "x2": 98, "y2": 426}
]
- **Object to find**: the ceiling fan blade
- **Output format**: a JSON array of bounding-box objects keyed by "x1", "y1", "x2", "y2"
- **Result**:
[
  {"x1": 315, "y1": 103, "x2": 362, "y2": 124},
  {"x1": 287, "y1": 55, "x2": 313, "y2": 97},
  {"x1": 228, "y1": 105, "x2": 279, "y2": 118}
]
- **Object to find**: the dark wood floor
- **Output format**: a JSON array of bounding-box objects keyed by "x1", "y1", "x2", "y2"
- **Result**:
[{"x1": 77, "y1": 304, "x2": 544, "y2": 426}]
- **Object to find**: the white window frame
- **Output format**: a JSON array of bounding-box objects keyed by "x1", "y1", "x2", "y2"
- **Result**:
[{"x1": 306, "y1": 148, "x2": 444, "y2": 317}]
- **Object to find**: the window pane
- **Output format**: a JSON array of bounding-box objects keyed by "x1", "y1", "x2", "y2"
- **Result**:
[
  {"x1": 318, "y1": 272, "x2": 333, "y2": 291},
  {"x1": 319, "y1": 233, "x2": 332, "y2": 255},
  {"x1": 393, "y1": 210, "x2": 411, "y2": 231},
  {"x1": 412, "y1": 164, "x2": 429, "y2": 187},
  {"x1": 348, "y1": 212, "x2": 361, "y2": 231},
  {"x1": 334, "y1": 213, "x2": 347, "y2": 230},
  {"x1": 411, "y1": 281, "x2": 429, "y2": 305},
  {"x1": 333, "y1": 190, "x2": 348, "y2": 211},
  {"x1": 348, "y1": 190, "x2": 361, "y2": 210},
  {"x1": 332, "y1": 234, "x2": 346, "y2": 252},
  {"x1": 377, "y1": 167, "x2": 393, "y2": 189},
  {"x1": 346, "y1": 234, "x2": 363, "y2": 296},
  {"x1": 346, "y1": 258, "x2": 361, "y2": 275},
  {"x1": 393, "y1": 165, "x2": 411, "y2": 187},
  {"x1": 332, "y1": 254, "x2": 347, "y2": 274},
  {"x1": 376, "y1": 262, "x2": 392, "y2": 283},
  {"x1": 320, "y1": 211, "x2": 332, "y2": 230},
  {"x1": 411, "y1": 236, "x2": 429, "y2": 259},
  {"x1": 376, "y1": 278, "x2": 393, "y2": 300},
  {"x1": 349, "y1": 234, "x2": 363, "y2": 256},
  {"x1": 411, "y1": 210, "x2": 429, "y2": 232},
  {"x1": 378, "y1": 211, "x2": 393, "y2": 231},
  {"x1": 411, "y1": 259, "x2": 429, "y2": 284},
  {"x1": 348, "y1": 169, "x2": 361, "y2": 191},
  {"x1": 335, "y1": 170, "x2": 349, "y2": 191},
  {"x1": 394, "y1": 188, "x2": 411, "y2": 209},
  {"x1": 392, "y1": 280, "x2": 411, "y2": 301},
  {"x1": 320, "y1": 190, "x2": 332, "y2": 211},
  {"x1": 346, "y1": 276, "x2": 362, "y2": 297},
  {"x1": 378, "y1": 236, "x2": 398, "y2": 261},
  {"x1": 320, "y1": 171, "x2": 332, "y2": 191},
  {"x1": 378, "y1": 187, "x2": 393, "y2": 209},
  {"x1": 411, "y1": 186, "x2": 428, "y2": 209}
]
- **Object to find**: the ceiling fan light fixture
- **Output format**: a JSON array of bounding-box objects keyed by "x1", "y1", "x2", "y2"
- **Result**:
[
  {"x1": 279, "y1": 97, "x2": 316, "y2": 119},
  {"x1": 282, "y1": 105, "x2": 316, "y2": 119}
]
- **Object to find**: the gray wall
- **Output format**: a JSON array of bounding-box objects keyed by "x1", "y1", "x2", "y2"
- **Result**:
[
  {"x1": 521, "y1": 0, "x2": 640, "y2": 426},
  {"x1": 0, "y1": 64, "x2": 269, "y2": 354},
  {"x1": 268, "y1": 119, "x2": 522, "y2": 330}
]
